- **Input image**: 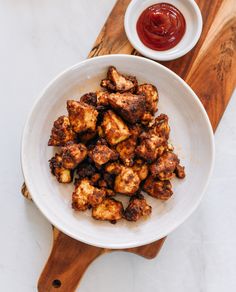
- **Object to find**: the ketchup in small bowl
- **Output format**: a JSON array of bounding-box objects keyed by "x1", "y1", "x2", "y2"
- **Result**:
[{"x1": 136, "y1": 3, "x2": 186, "y2": 51}]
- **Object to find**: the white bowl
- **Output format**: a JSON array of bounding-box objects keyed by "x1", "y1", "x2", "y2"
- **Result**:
[
  {"x1": 125, "y1": 0, "x2": 203, "y2": 61},
  {"x1": 21, "y1": 55, "x2": 214, "y2": 249}
]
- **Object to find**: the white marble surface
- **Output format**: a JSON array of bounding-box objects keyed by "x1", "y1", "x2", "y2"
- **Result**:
[{"x1": 0, "y1": 0, "x2": 235, "y2": 291}]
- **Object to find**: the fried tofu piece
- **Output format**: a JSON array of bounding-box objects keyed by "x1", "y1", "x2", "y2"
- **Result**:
[
  {"x1": 132, "y1": 159, "x2": 149, "y2": 181},
  {"x1": 105, "y1": 162, "x2": 122, "y2": 175},
  {"x1": 150, "y1": 152, "x2": 179, "y2": 180},
  {"x1": 137, "y1": 84, "x2": 158, "y2": 114},
  {"x1": 67, "y1": 100, "x2": 98, "y2": 133},
  {"x1": 92, "y1": 198, "x2": 124, "y2": 222},
  {"x1": 101, "y1": 110, "x2": 130, "y2": 145},
  {"x1": 143, "y1": 176, "x2": 173, "y2": 200},
  {"x1": 95, "y1": 96, "x2": 109, "y2": 125},
  {"x1": 72, "y1": 178, "x2": 106, "y2": 211},
  {"x1": 114, "y1": 166, "x2": 141, "y2": 195},
  {"x1": 116, "y1": 124, "x2": 143, "y2": 166},
  {"x1": 175, "y1": 164, "x2": 186, "y2": 179},
  {"x1": 107, "y1": 92, "x2": 146, "y2": 124},
  {"x1": 61, "y1": 143, "x2": 87, "y2": 169},
  {"x1": 49, "y1": 153, "x2": 72, "y2": 183},
  {"x1": 116, "y1": 136, "x2": 136, "y2": 166},
  {"x1": 96, "y1": 91, "x2": 110, "y2": 106},
  {"x1": 89, "y1": 144, "x2": 118, "y2": 166},
  {"x1": 136, "y1": 133, "x2": 167, "y2": 162},
  {"x1": 124, "y1": 194, "x2": 152, "y2": 221},
  {"x1": 101, "y1": 66, "x2": 137, "y2": 93},
  {"x1": 48, "y1": 116, "x2": 76, "y2": 146},
  {"x1": 135, "y1": 114, "x2": 170, "y2": 162},
  {"x1": 80, "y1": 92, "x2": 97, "y2": 107},
  {"x1": 141, "y1": 111, "x2": 154, "y2": 125},
  {"x1": 151, "y1": 114, "x2": 170, "y2": 140}
]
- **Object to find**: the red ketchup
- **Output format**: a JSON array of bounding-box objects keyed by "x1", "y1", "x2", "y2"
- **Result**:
[{"x1": 136, "y1": 3, "x2": 186, "y2": 51}]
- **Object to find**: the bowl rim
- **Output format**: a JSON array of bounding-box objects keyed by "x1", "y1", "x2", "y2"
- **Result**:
[
  {"x1": 21, "y1": 54, "x2": 215, "y2": 249},
  {"x1": 124, "y1": 0, "x2": 203, "y2": 61}
]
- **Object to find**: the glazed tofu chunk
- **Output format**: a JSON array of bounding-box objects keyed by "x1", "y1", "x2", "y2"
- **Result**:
[
  {"x1": 114, "y1": 166, "x2": 140, "y2": 195},
  {"x1": 150, "y1": 152, "x2": 179, "y2": 180},
  {"x1": 141, "y1": 111, "x2": 154, "y2": 125},
  {"x1": 116, "y1": 137, "x2": 136, "y2": 166},
  {"x1": 48, "y1": 116, "x2": 76, "y2": 146},
  {"x1": 89, "y1": 144, "x2": 118, "y2": 166},
  {"x1": 132, "y1": 159, "x2": 149, "y2": 181},
  {"x1": 105, "y1": 162, "x2": 122, "y2": 175},
  {"x1": 135, "y1": 114, "x2": 171, "y2": 162},
  {"x1": 151, "y1": 114, "x2": 170, "y2": 140},
  {"x1": 92, "y1": 198, "x2": 124, "y2": 222},
  {"x1": 116, "y1": 124, "x2": 143, "y2": 166},
  {"x1": 101, "y1": 66, "x2": 137, "y2": 93},
  {"x1": 49, "y1": 153, "x2": 72, "y2": 183},
  {"x1": 143, "y1": 176, "x2": 173, "y2": 200},
  {"x1": 124, "y1": 194, "x2": 152, "y2": 222},
  {"x1": 72, "y1": 178, "x2": 106, "y2": 211},
  {"x1": 96, "y1": 91, "x2": 110, "y2": 106},
  {"x1": 101, "y1": 110, "x2": 130, "y2": 145},
  {"x1": 107, "y1": 92, "x2": 146, "y2": 124},
  {"x1": 135, "y1": 133, "x2": 167, "y2": 162},
  {"x1": 137, "y1": 83, "x2": 159, "y2": 114},
  {"x1": 61, "y1": 143, "x2": 87, "y2": 169},
  {"x1": 67, "y1": 100, "x2": 98, "y2": 133}
]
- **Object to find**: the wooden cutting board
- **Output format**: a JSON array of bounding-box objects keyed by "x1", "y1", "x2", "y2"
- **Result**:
[{"x1": 21, "y1": 0, "x2": 236, "y2": 290}]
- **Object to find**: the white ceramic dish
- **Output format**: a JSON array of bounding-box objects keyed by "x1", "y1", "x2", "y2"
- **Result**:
[
  {"x1": 125, "y1": 0, "x2": 203, "y2": 61},
  {"x1": 21, "y1": 55, "x2": 214, "y2": 249}
]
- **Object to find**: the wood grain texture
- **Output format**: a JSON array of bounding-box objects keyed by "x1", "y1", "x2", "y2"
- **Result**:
[
  {"x1": 89, "y1": 0, "x2": 133, "y2": 57},
  {"x1": 20, "y1": 0, "x2": 235, "y2": 290},
  {"x1": 186, "y1": 0, "x2": 236, "y2": 130}
]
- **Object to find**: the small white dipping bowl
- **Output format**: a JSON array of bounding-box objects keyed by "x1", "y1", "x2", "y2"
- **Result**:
[{"x1": 125, "y1": 0, "x2": 203, "y2": 61}]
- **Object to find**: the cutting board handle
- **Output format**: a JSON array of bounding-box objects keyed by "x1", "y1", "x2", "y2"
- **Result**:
[
  {"x1": 37, "y1": 230, "x2": 165, "y2": 292},
  {"x1": 37, "y1": 231, "x2": 106, "y2": 292}
]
